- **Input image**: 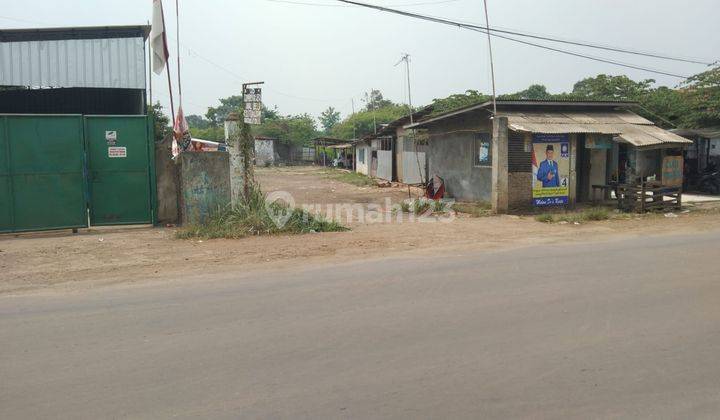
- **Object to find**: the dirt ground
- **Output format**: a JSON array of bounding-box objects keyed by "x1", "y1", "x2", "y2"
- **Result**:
[{"x1": 2, "y1": 166, "x2": 719, "y2": 295}]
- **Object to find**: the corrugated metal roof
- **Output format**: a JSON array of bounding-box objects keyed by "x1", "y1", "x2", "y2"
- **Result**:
[
  {"x1": 406, "y1": 99, "x2": 638, "y2": 129},
  {"x1": 617, "y1": 125, "x2": 693, "y2": 147},
  {"x1": 506, "y1": 110, "x2": 691, "y2": 147},
  {"x1": 0, "y1": 36, "x2": 145, "y2": 89},
  {"x1": 671, "y1": 127, "x2": 720, "y2": 139}
]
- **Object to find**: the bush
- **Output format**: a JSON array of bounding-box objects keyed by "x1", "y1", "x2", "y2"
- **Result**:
[{"x1": 176, "y1": 184, "x2": 348, "y2": 239}]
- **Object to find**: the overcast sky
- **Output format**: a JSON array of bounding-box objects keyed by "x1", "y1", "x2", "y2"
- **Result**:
[{"x1": 2, "y1": 0, "x2": 718, "y2": 121}]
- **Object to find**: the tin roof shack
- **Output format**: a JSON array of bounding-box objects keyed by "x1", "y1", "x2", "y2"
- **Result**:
[
  {"x1": 374, "y1": 107, "x2": 433, "y2": 185},
  {"x1": 0, "y1": 25, "x2": 149, "y2": 115},
  {"x1": 352, "y1": 134, "x2": 393, "y2": 180},
  {"x1": 313, "y1": 137, "x2": 353, "y2": 166},
  {"x1": 407, "y1": 100, "x2": 692, "y2": 212}
]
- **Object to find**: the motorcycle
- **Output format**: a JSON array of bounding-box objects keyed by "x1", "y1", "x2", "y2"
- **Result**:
[{"x1": 699, "y1": 163, "x2": 720, "y2": 195}]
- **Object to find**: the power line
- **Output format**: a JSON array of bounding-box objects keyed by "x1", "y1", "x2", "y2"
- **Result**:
[
  {"x1": 267, "y1": 0, "x2": 712, "y2": 65},
  {"x1": 265, "y1": 0, "x2": 460, "y2": 7},
  {"x1": 336, "y1": 0, "x2": 694, "y2": 78}
]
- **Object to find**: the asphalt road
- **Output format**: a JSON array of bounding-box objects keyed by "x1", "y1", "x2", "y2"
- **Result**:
[{"x1": 2, "y1": 231, "x2": 720, "y2": 419}]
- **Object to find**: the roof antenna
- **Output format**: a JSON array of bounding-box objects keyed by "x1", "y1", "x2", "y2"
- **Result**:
[{"x1": 483, "y1": 0, "x2": 498, "y2": 116}]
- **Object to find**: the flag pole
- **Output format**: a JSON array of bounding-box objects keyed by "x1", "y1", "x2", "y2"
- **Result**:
[
  {"x1": 176, "y1": 0, "x2": 182, "y2": 110},
  {"x1": 160, "y1": 0, "x2": 175, "y2": 124}
]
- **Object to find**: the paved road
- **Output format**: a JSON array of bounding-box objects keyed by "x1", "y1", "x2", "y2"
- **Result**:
[{"x1": 2, "y1": 232, "x2": 720, "y2": 419}]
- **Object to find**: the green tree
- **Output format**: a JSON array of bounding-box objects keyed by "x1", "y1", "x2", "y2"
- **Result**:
[
  {"x1": 430, "y1": 90, "x2": 488, "y2": 115},
  {"x1": 254, "y1": 113, "x2": 319, "y2": 146},
  {"x1": 500, "y1": 84, "x2": 552, "y2": 100},
  {"x1": 331, "y1": 104, "x2": 408, "y2": 139},
  {"x1": 363, "y1": 89, "x2": 394, "y2": 111},
  {"x1": 319, "y1": 106, "x2": 341, "y2": 133},
  {"x1": 186, "y1": 114, "x2": 210, "y2": 129},
  {"x1": 149, "y1": 102, "x2": 171, "y2": 142},
  {"x1": 680, "y1": 66, "x2": 720, "y2": 128},
  {"x1": 571, "y1": 74, "x2": 654, "y2": 100}
]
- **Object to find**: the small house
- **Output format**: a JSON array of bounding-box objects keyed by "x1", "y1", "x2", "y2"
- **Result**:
[{"x1": 406, "y1": 99, "x2": 692, "y2": 211}]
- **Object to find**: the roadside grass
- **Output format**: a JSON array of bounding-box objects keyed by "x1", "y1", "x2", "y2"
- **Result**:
[
  {"x1": 398, "y1": 198, "x2": 452, "y2": 215},
  {"x1": 535, "y1": 207, "x2": 614, "y2": 224},
  {"x1": 452, "y1": 201, "x2": 493, "y2": 217},
  {"x1": 321, "y1": 168, "x2": 376, "y2": 187},
  {"x1": 176, "y1": 185, "x2": 348, "y2": 240}
]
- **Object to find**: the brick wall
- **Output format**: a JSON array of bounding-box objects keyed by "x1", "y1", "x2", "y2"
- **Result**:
[{"x1": 508, "y1": 172, "x2": 533, "y2": 209}]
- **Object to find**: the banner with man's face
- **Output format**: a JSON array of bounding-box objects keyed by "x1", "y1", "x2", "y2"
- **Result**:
[{"x1": 532, "y1": 134, "x2": 570, "y2": 206}]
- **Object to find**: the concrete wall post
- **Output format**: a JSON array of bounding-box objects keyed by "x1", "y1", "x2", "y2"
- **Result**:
[
  {"x1": 224, "y1": 112, "x2": 243, "y2": 206},
  {"x1": 491, "y1": 116, "x2": 509, "y2": 213}
]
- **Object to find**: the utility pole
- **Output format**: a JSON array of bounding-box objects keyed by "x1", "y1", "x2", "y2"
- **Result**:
[
  {"x1": 396, "y1": 53, "x2": 414, "y2": 124},
  {"x1": 396, "y1": 53, "x2": 425, "y2": 186},
  {"x1": 351, "y1": 98, "x2": 357, "y2": 139},
  {"x1": 483, "y1": 0, "x2": 498, "y2": 115}
]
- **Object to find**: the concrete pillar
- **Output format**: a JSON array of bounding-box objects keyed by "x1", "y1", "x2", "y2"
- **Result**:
[
  {"x1": 224, "y1": 112, "x2": 243, "y2": 206},
  {"x1": 491, "y1": 116, "x2": 509, "y2": 213}
]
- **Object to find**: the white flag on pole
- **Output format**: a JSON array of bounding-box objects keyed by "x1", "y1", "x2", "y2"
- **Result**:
[{"x1": 149, "y1": 0, "x2": 169, "y2": 75}]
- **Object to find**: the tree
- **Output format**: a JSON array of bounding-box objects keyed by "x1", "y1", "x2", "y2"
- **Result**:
[
  {"x1": 363, "y1": 89, "x2": 394, "y2": 111},
  {"x1": 330, "y1": 104, "x2": 408, "y2": 139},
  {"x1": 571, "y1": 74, "x2": 654, "y2": 100},
  {"x1": 430, "y1": 90, "x2": 488, "y2": 115},
  {"x1": 500, "y1": 84, "x2": 551, "y2": 100},
  {"x1": 680, "y1": 66, "x2": 720, "y2": 128},
  {"x1": 186, "y1": 114, "x2": 210, "y2": 129},
  {"x1": 254, "y1": 113, "x2": 319, "y2": 146},
  {"x1": 148, "y1": 102, "x2": 171, "y2": 142},
  {"x1": 205, "y1": 95, "x2": 244, "y2": 126},
  {"x1": 319, "y1": 107, "x2": 341, "y2": 133}
]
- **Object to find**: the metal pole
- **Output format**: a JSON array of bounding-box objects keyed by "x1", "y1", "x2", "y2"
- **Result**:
[
  {"x1": 176, "y1": 0, "x2": 182, "y2": 109},
  {"x1": 404, "y1": 54, "x2": 414, "y2": 125},
  {"x1": 160, "y1": 2, "x2": 175, "y2": 123},
  {"x1": 482, "y1": 0, "x2": 497, "y2": 115},
  {"x1": 147, "y1": 20, "x2": 152, "y2": 109}
]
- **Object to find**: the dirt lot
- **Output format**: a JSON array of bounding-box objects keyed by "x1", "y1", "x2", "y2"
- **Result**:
[{"x1": 2, "y1": 166, "x2": 719, "y2": 295}]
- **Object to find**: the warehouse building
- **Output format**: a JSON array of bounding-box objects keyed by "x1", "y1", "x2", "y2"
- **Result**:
[{"x1": 0, "y1": 25, "x2": 155, "y2": 233}]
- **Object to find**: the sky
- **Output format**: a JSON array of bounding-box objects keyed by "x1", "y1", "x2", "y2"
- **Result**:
[{"x1": 2, "y1": 0, "x2": 718, "y2": 122}]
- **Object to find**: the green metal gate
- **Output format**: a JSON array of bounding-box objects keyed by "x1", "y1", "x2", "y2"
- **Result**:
[
  {"x1": 0, "y1": 115, "x2": 88, "y2": 233},
  {"x1": 0, "y1": 114, "x2": 155, "y2": 233},
  {"x1": 85, "y1": 116, "x2": 153, "y2": 226}
]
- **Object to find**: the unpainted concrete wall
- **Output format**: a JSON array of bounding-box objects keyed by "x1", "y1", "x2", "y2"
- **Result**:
[
  {"x1": 255, "y1": 139, "x2": 275, "y2": 166},
  {"x1": 179, "y1": 152, "x2": 231, "y2": 225},
  {"x1": 427, "y1": 114, "x2": 493, "y2": 202},
  {"x1": 155, "y1": 135, "x2": 179, "y2": 224}
]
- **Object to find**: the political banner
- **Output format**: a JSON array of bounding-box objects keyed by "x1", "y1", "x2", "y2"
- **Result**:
[{"x1": 532, "y1": 133, "x2": 570, "y2": 206}]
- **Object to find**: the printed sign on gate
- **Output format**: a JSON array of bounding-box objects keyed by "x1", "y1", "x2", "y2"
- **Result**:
[{"x1": 108, "y1": 146, "x2": 127, "y2": 158}]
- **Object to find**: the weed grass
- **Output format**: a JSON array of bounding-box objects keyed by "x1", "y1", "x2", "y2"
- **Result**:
[
  {"x1": 176, "y1": 185, "x2": 348, "y2": 239},
  {"x1": 535, "y1": 207, "x2": 612, "y2": 224},
  {"x1": 452, "y1": 201, "x2": 492, "y2": 217},
  {"x1": 322, "y1": 168, "x2": 376, "y2": 187}
]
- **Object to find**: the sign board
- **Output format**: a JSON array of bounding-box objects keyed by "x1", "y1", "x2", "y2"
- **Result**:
[
  {"x1": 244, "y1": 87, "x2": 262, "y2": 125},
  {"x1": 532, "y1": 134, "x2": 570, "y2": 206},
  {"x1": 108, "y1": 146, "x2": 127, "y2": 158},
  {"x1": 662, "y1": 155, "x2": 683, "y2": 187},
  {"x1": 105, "y1": 130, "x2": 117, "y2": 146}
]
